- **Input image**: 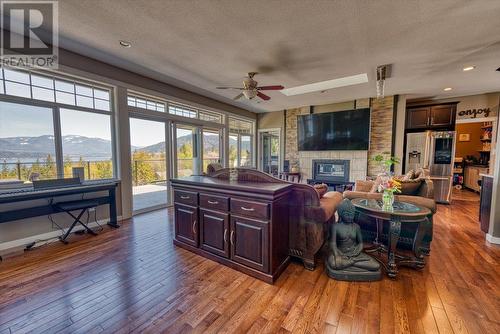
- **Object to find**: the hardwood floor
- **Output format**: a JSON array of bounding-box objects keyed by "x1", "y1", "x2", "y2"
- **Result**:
[{"x1": 0, "y1": 197, "x2": 499, "y2": 333}]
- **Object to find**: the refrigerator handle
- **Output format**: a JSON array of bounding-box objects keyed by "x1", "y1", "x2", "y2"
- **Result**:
[{"x1": 423, "y1": 132, "x2": 432, "y2": 168}]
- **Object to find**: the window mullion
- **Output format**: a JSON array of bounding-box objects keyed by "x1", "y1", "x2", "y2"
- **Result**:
[{"x1": 52, "y1": 107, "x2": 64, "y2": 178}]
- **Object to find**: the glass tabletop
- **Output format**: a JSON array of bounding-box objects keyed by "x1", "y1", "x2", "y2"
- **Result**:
[{"x1": 352, "y1": 198, "x2": 426, "y2": 215}]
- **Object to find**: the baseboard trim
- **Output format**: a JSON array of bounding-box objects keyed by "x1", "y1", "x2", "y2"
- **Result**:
[
  {"x1": 0, "y1": 216, "x2": 123, "y2": 253},
  {"x1": 486, "y1": 233, "x2": 500, "y2": 245}
]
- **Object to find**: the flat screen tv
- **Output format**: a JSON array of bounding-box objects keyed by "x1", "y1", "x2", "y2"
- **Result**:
[{"x1": 298, "y1": 108, "x2": 370, "y2": 151}]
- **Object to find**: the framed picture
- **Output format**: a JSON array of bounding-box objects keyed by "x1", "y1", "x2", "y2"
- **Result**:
[{"x1": 459, "y1": 133, "x2": 470, "y2": 142}]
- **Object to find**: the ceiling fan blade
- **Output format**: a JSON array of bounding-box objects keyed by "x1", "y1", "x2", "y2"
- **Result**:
[
  {"x1": 257, "y1": 85, "x2": 284, "y2": 90},
  {"x1": 216, "y1": 87, "x2": 244, "y2": 90},
  {"x1": 233, "y1": 93, "x2": 244, "y2": 100},
  {"x1": 257, "y1": 91, "x2": 271, "y2": 101}
]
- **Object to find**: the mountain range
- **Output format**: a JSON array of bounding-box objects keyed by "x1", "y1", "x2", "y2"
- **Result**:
[{"x1": 0, "y1": 134, "x2": 229, "y2": 161}]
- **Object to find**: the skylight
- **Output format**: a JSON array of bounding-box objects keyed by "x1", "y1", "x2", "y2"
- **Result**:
[{"x1": 280, "y1": 73, "x2": 369, "y2": 96}]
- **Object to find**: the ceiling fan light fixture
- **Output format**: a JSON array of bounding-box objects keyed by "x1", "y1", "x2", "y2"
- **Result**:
[{"x1": 243, "y1": 90, "x2": 257, "y2": 99}]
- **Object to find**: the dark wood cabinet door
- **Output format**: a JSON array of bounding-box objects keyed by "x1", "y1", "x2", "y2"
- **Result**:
[
  {"x1": 200, "y1": 209, "x2": 229, "y2": 258},
  {"x1": 230, "y1": 216, "x2": 269, "y2": 273},
  {"x1": 430, "y1": 105, "x2": 455, "y2": 127},
  {"x1": 406, "y1": 107, "x2": 430, "y2": 129},
  {"x1": 174, "y1": 204, "x2": 198, "y2": 247}
]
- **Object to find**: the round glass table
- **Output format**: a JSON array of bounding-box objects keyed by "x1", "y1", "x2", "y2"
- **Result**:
[{"x1": 351, "y1": 198, "x2": 432, "y2": 278}]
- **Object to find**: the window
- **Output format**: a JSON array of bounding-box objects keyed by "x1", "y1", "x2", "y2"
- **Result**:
[
  {"x1": 228, "y1": 117, "x2": 255, "y2": 168},
  {"x1": 240, "y1": 135, "x2": 252, "y2": 167},
  {"x1": 202, "y1": 130, "x2": 221, "y2": 172},
  {"x1": 229, "y1": 134, "x2": 238, "y2": 168},
  {"x1": 199, "y1": 110, "x2": 223, "y2": 124},
  {"x1": 60, "y1": 109, "x2": 113, "y2": 180},
  {"x1": 0, "y1": 67, "x2": 114, "y2": 182},
  {"x1": 0, "y1": 68, "x2": 111, "y2": 111},
  {"x1": 127, "y1": 93, "x2": 224, "y2": 124},
  {"x1": 169, "y1": 103, "x2": 197, "y2": 118},
  {"x1": 0, "y1": 101, "x2": 57, "y2": 180},
  {"x1": 127, "y1": 95, "x2": 165, "y2": 112}
]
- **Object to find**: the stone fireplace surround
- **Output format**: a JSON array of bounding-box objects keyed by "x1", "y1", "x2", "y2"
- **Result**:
[
  {"x1": 298, "y1": 150, "x2": 368, "y2": 182},
  {"x1": 283, "y1": 96, "x2": 395, "y2": 182}
]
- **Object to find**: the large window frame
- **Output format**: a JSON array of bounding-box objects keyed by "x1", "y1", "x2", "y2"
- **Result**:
[
  {"x1": 0, "y1": 68, "x2": 116, "y2": 181},
  {"x1": 228, "y1": 117, "x2": 256, "y2": 168}
]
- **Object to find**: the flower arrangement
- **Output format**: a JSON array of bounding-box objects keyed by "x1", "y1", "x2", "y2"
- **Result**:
[
  {"x1": 378, "y1": 177, "x2": 402, "y2": 194},
  {"x1": 371, "y1": 152, "x2": 401, "y2": 210}
]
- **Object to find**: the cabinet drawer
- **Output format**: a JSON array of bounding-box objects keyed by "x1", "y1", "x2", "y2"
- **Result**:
[
  {"x1": 200, "y1": 193, "x2": 229, "y2": 212},
  {"x1": 174, "y1": 190, "x2": 198, "y2": 206},
  {"x1": 231, "y1": 199, "x2": 269, "y2": 220}
]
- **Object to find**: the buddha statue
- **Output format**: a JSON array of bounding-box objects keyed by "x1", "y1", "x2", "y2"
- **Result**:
[{"x1": 326, "y1": 199, "x2": 381, "y2": 281}]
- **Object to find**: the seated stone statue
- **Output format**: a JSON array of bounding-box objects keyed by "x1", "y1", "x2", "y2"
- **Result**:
[{"x1": 326, "y1": 199, "x2": 381, "y2": 281}]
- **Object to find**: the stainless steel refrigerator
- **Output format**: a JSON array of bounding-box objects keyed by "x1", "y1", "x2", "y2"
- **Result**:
[{"x1": 405, "y1": 131, "x2": 456, "y2": 204}]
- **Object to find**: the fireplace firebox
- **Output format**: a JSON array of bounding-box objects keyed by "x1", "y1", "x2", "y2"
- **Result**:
[{"x1": 312, "y1": 159, "x2": 350, "y2": 183}]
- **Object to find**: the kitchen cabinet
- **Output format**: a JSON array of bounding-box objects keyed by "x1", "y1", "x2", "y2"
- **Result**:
[
  {"x1": 464, "y1": 166, "x2": 488, "y2": 192},
  {"x1": 406, "y1": 104, "x2": 456, "y2": 130}
]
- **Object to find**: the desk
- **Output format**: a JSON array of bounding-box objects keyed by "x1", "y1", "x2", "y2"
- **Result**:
[
  {"x1": 352, "y1": 198, "x2": 431, "y2": 278},
  {"x1": 0, "y1": 180, "x2": 120, "y2": 227}
]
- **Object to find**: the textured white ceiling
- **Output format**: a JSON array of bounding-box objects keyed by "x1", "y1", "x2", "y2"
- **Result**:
[{"x1": 57, "y1": 0, "x2": 500, "y2": 113}]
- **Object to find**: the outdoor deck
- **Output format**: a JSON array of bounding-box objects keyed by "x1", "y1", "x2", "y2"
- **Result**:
[{"x1": 133, "y1": 182, "x2": 169, "y2": 211}]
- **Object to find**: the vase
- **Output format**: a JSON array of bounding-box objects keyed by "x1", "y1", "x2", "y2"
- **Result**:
[{"x1": 382, "y1": 189, "x2": 394, "y2": 211}]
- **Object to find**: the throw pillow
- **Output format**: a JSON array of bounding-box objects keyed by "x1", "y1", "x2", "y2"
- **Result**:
[
  {"x1": 313, "y1": 183, "x2": 328, "y2": 198},
  {"x1": 399, "y1": 179, "x2": 422, "y2": 195}
]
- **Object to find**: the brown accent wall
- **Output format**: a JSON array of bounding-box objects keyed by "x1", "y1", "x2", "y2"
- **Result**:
[{"x1": 367, "y1": 96, "x2": 395, "y2": 176}]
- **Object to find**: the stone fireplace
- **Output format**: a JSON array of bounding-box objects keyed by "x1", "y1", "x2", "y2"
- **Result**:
[{"x1": 312, "y1": 159, "x2": 350, "y2": 183}]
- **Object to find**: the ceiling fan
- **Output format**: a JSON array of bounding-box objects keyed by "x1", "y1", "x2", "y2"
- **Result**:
[{"x1": 216, "y1": 72, "x2": 284, "y2": 101}]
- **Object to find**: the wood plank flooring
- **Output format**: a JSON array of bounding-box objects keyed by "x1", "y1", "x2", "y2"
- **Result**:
[{"x1": 0, "y1": 194, "x2": 499, "y2": 333}]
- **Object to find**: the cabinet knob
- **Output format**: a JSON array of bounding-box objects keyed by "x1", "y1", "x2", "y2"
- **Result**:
[
  {"x1": 241, "y1": 206, "x2": 255, "y2": 212},
  {"x1": 208, "y1": 200, "x2": 219, "y2": 205},
  {"x1": 180, "y1": 195, "x2": 190, "y2": 200},
  {"x1": 230, "y1": 230, "x2": 235, "y2": 245},
  {"x1": 224, "y1": 228, "x2": 228, "y2": 243},
  {"x1": 192, "y1": 220, "x2": 197, "y2": 234}
]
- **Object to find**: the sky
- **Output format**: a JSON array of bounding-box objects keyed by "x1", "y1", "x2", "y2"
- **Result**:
[{"x1": 0, "y1": 101, "x2": 111, "y2": 140}]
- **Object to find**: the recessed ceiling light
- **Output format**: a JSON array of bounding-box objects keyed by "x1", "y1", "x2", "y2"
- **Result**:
[
  {"x1": 463, "y1": 66, "x2": 475, "y2": 71},
  {"x1": 444, "y1": 87, "x2": 452, "y2": 91},
  {"x1": 280, "y1": 73, "x2": 368, "y2": 96},
  {"x1": 119, "y1": 40, "x2": 131, "y2": 48}
]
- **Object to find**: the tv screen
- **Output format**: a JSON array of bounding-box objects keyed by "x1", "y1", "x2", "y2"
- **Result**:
[{"x1": 298, "y1": 108, "x2": 370, "y2": 151}]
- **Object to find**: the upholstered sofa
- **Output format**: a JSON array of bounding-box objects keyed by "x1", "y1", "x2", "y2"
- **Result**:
[
  {"x1": 206, "y1": 166, "x2": 343, "y2": 270},
  {"x1": 343, "y1": 171, "x2": 436, "y2": 254}
]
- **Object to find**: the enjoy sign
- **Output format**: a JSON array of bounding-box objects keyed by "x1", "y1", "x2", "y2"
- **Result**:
[{"x1": 457, "y1": 107, "x2": 496, "y2": 120}]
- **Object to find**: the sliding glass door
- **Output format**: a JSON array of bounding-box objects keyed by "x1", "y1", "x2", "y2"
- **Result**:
[
  {"x1": 129, "y1": 118, "x2": 168, "y2": 212},
  {"x1": 175, "y1": 124, "x2": 198, "y2": 177},
  {"x1": 202, "y1": 129, "x2": 221, "y2": 172}
]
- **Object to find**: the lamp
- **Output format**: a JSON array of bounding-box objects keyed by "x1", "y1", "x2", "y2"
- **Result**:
[{"x1": 376, "y1": 64, "x2": 391, "y2": 100}]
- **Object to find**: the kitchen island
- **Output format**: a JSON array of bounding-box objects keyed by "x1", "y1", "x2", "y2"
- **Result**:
[{"x1": 171, "y1": 176, "x2": 292, "y2": 283}]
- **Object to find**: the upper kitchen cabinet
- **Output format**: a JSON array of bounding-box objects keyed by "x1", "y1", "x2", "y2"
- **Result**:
[{"x1": 406, "y1": 103, "x2": 457, "y2": 130}]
